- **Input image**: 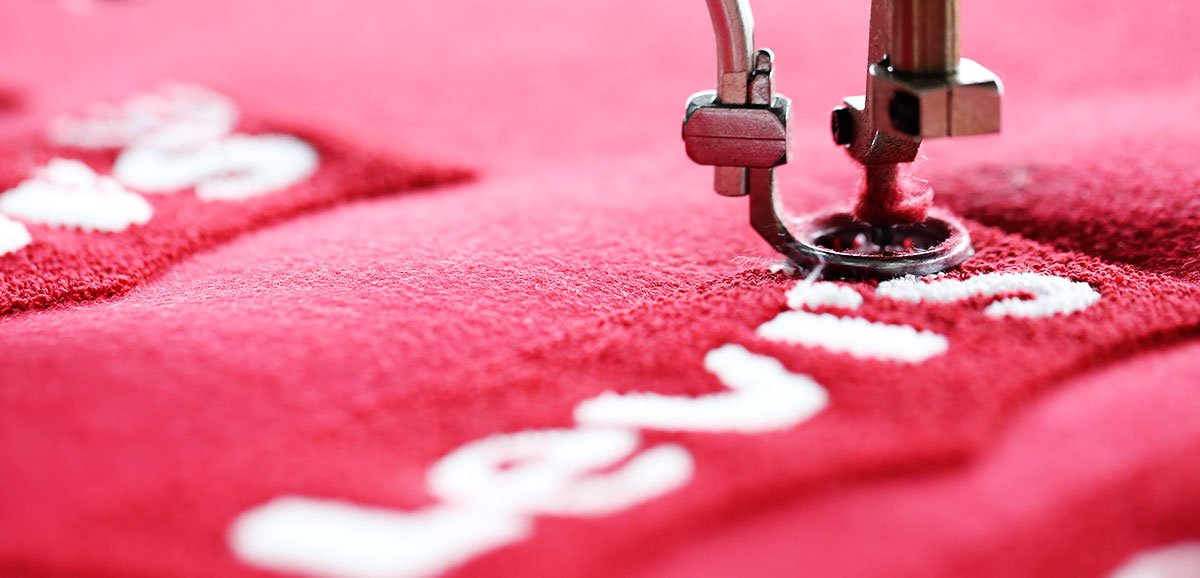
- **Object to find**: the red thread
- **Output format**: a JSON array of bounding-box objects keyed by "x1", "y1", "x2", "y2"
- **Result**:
[{"x1": 853, "y1": 164, "x2": 934, "y2": 225}]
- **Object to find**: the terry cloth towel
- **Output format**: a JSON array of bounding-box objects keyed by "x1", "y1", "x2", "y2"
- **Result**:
[{"x1": 1, "y1": 1, "x2": 1200, "y2": 578}]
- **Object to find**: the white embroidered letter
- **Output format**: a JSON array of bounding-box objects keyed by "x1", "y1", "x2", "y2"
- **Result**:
[
  {"x1": 876, "y1": 272, "x2": 1100, "y2": 318},
  {"x1": 427, "y1": 427, "x2": 693, "y2": 516},
  {"x1": 574, "y1": 344, "x2": 828, "y2": 433},
  {"x1": 114, "y1": 134, "x2": 318, "y2": 201},
  {"x1": 0, "y1": 214, "x2": 31, "y2": 256},
  {"x1": 785, "y1": 281, "x2": 864, "y2": 310},
  {"x1": 231, "y1": 429, "x2": 691, "y2": 578},
  {"x1": 230, "y1": 499, "x2": 529, "y2": 578},
  {"x1": 0, "y1": 159, "x2": 152, "y2": 232},
  {"x1": 50, "y1": 83, "x2": 238, "y2": 150},
  {"x1": 756, "y1": 310, "x2": 948, "y2": 362}
]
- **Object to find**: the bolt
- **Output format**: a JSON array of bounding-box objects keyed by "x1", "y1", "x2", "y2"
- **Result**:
[
  {"x1": 888, "y1": 92, "x2": 921, "y2": 137},
  {"x1": 831, "y1": 106, "x2": 855, "y2": 146}
]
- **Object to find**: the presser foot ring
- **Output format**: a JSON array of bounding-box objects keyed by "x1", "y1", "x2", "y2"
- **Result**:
[
  {"x1": 751, "y1": 189, "x2": 973, "y2": 278},
  {"x1": 785, "y1": 211, "x2": 973, "y2": 278}
]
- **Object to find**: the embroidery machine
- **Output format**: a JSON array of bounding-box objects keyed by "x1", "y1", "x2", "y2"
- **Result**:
[{"x1": 683, "y1": 0, "x2": 1001, "y2": 277}]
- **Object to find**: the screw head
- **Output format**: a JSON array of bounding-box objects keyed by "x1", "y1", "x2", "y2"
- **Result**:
[
  {"x1": 831, "y1": 106, "x2": 855, "y2": 146},
  {"x1": 888, "y1": 92, "x2": 922, "y2": 137}
]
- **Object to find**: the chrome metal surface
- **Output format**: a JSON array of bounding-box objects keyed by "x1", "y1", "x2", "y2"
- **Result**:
[
  {"x1": 685, "y1": 1, "x2": 791, "y2": 197},
  {"x1": 706, "y1": 0, "x2": 755, "y2": 105},
  {"x1": 870, "y1": 58, "x2": 1002, "y2": 138},
  {"x1": 683, "y1": 91, "x2": 790, "y2": 168},
  {"x1": 689, "y1": 0, "x2": 985, "y2": 277},
  {"x1": 815, "y1": 0, "x2": 999, "y2": 275},
  {"x1": 702, "y1": 0, "x2": 757, "y2": 196},
  {"x1": 750, "y1": 187, "x2": 973, "y2": 278},
  {"x1": 890, "y1": 0, "x2": 959, "y2": 75},
  {"x1": 836, "y1": 0, "x2": 1002, "y2": 154},
  {"x1": 836, "y1": 95, "x2": 921, "y2": 166}
]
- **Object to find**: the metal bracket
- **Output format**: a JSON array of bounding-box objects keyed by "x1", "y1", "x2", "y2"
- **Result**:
[{"x1": 689, "y1": 0, "x2": 981, "y2": 278}]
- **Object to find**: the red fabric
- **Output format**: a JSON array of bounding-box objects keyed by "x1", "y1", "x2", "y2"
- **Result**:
[
  {"x1": 637, "y1": 337, "x2": 1200, "y2": 578},
  {"x1": 1, "y1": 1, "x2": 1199, "y2": 578},
  {"x1": 0, "y1": 124, "x2": 469, "y2": 314}
]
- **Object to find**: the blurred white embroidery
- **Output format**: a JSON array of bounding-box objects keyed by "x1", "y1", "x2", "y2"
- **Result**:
[
  {"x1": 877, "y1": 272, "x2": 1102, "y2": 318},
  {"x1": 0, "y1": 214, "x2": 32, "y2": 256},
  {"x1": 50, "y1": 83, "x2": 238, "y2": 151},
  {"x1": 0, "y1": 83, "x2": 320, "y2": 258},
  {"x1": 115, "y1": 134, "x2": 318, "y2": 201},
  {"x1": 50, "y1": 83, "x2": 318, "y2": 202},
  {"x1": 0, "y1": 159, "x2": 152, "y2": 232},
  {"x1": 1109, "y1": 542, "x2": 1200, "y2": 578}
]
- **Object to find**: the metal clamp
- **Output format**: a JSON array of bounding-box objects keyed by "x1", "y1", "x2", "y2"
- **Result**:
[
  {"x1": 683, "y1": 0, "x2": 790, "y2": 199},
  {"x1": 684, "y1": 0, "x2": 1000, "y2": 278},
  {"x1": 834, "y1": 0, "x2": 1002, "y2": 166},
  {"x1": 683, "y1": 0, "x2": 805, "y2": 264}
]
